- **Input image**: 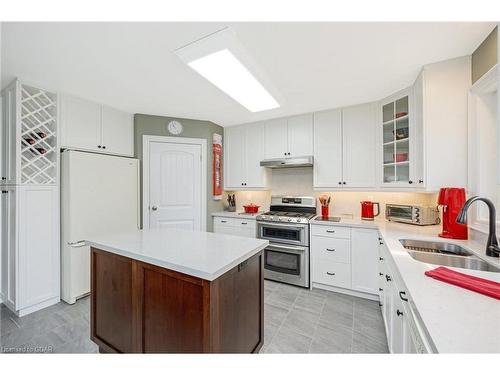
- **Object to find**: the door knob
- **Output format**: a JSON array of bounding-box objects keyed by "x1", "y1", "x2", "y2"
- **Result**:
[{"x1": 151, "y1": 206, "x2": 158, "y2": 211}]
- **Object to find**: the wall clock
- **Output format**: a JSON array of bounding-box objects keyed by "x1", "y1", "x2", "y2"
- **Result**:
[{"x1": 167, "y1": 120, "x2": 184, "y2": 135}]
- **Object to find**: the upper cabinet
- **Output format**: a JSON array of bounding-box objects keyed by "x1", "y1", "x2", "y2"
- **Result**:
[
  {"x1": 60, "y1": 94, "x2": 134, "y2": 157},
  {"x1": 287, "y1": 114, "x2": 314, "y2": 157},
  {"x1": 415, "y1": 56, "x2": 470, "y2": 191},
  {"x1": 264, "y1": 118, "x2": 288, "y2": 159},
  {"x1": 313, "y1": 109, "x2": 343, "y2": 188},
  {"x1": 313, "y1": 103, "x2": 376, "y2": 189},
  {"x1": 224, "y1": 123, "x2": 269, "y2": 190},
  {"x1": 264, "y1": 114, "x2": 313, "y2": 159},
  {"x1": 380, "y1": 89, "x2": 419, "y2": 187},
  {"x1": 342, "y1": 104, "x2": 377, "y2": 188}
]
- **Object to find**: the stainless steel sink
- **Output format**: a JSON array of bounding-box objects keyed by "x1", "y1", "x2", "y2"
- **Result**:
[{"x1": 399, "y1": 239, "x2": 500, "y2": 273}]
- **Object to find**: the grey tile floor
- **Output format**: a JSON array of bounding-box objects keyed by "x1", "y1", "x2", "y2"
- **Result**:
[{"x1": 0, "y1": 280, "x2": 388, "y2": 354}]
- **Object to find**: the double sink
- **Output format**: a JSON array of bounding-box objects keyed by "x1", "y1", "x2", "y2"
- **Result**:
[{"x1": 400, "y1": 239, "x2": 500, "y2": 273}]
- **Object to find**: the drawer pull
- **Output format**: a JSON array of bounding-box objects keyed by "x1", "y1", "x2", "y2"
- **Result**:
[
  {"x1": 399, "y1": 291, "x2": 408, "y2": 302},
  {"x1": 326, "y1": 248, "x2": 335, "y2": 252},
  {"x1": 397, "y1": 309, "x2": 404, "y2": 317},
  {"x1": 221, "y1": 220, "x2": 227, "y2": 223},
  {"x1": 326, "y1": 272, "x2": 335, "y2": 276},
  {"x1": 379, "y1": 257, "x2": 384, "y2": 260},
  {"x1": 326, "y1": 230, "x2": 335, "y2": 233},
  {"x1": 241, "y1": 222, "x2": 248, "y2": 225},
  {"x1": 386, "y1": 275, "x2": 392, "y2": 282},
  {"x1": 379, "y1": 272, "x2": 384, "y2": 276},
  {"x1": 379, "y1": 288, "x2": 383, "y2": 292}
]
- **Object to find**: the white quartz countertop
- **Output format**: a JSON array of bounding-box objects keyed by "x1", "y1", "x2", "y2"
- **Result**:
[
  {"x1": 212, "y1": 211, "x2": 261, "y2": 219},
  {"x1": 85, "y1": 228, "x2": 268, "y2": 281},
  {"x1": 311, "y1": 217, "x2": 500, "y2": 353}
]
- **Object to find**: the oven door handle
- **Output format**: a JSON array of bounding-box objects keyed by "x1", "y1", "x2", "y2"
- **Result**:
[
  {"x1": 258, "y1": 223, "x2": 307, "y2": 230},
  {"x1": 266, "y1": 243, "x2": 308, "y2": 252}
]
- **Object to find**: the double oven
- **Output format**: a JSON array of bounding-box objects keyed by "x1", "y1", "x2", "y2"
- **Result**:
[{"x1": 257, "y1": 220, "x2": 310, "y2": 288}]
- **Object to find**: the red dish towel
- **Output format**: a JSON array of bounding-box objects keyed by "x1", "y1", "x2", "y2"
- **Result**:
[{"x1": 425, "y1": 266, "x2": 500, "y2": 300}]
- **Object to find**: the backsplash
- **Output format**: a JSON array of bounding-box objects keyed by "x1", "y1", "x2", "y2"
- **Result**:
[{"x1": 225, "y1": 167, "x2": 438, "y2": 218}]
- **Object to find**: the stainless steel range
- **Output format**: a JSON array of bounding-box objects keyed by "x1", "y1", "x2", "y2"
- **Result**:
[{"x1": 256, "y1": 196, "x2": 316, "y2": 288}]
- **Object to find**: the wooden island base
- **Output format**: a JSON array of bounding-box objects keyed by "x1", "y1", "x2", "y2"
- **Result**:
[{"x1": 90, "y1": 247, "x2": 264, "y2": 353}]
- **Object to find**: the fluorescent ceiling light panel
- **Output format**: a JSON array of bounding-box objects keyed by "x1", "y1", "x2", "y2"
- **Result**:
[{"x1": 187, "y1": 49, "x2": 280, "y2": 112}]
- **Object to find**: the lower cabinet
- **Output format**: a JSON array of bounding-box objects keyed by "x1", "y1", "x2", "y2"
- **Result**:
[
  {"x1": 378, "y1": 241, "x2": 430, "y2": 353},
  {"x1": 213, "y1": 216, "x2": 256, "y2": 238},
  {"x1": 0, "y1": 185, "x2": 60, "y2": 316},
  {"x1": 311, "y1": 225, "x2": 379, "y2": 297}
]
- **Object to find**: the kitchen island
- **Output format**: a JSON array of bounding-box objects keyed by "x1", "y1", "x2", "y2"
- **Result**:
[{"x1": 85, "y1": 228, "x2": 268, "y2": 353}]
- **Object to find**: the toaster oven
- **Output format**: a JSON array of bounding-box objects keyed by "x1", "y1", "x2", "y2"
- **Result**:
[{"x1": 385, "y1": 204, "x2": 440, "y2": 226}]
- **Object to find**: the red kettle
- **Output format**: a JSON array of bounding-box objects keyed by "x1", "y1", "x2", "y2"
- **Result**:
[{"x1": 361, "y1": 201, "x2": 380, "y2": 221}]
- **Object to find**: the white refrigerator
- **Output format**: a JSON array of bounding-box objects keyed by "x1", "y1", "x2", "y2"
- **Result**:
[{"x1": 61, "y1": 150, "x2": 140, "y2": 304}]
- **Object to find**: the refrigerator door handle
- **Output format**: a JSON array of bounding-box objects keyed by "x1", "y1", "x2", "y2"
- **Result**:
[{"x1": 68, "y1": 240, "x2": 86, "y2": 248}]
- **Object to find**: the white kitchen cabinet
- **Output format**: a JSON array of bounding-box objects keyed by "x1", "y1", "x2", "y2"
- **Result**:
[
  {"x1": 414, "y1": 56, "x2": 470, "y2": 191},
  {"x1": 101, "y1": 105, "x2": 134, "y2": 156},
  {"x1": 287, "y1": 114, "x2": 313, "y2": 157},
  {"x1": 379, "y1": 56, "x2": 470, "y2": 191},
  {"x1": 379, "y1": 240, "x2": 430, "y2": 354},
  {"x1": 313, "y1": 109, "x2": 343, "y2": 188},
  {"x1": 60, "y1": 94, "x2": 101, "y2": 152},
  {"x1": 0, "y1": 185, "x2": 60, "y2": 316},
  {"x1": 224, "y1": 126, "x2": 246, "y2": 189},
  {"x1": 311, "y1": 225, "x2": 353, "y2": 291},
  {"x1": 61, "y1": 94, "x2": 134, "y2": 156},
  {"x1": 342, "y1": 104, "x2": 376, "y2": 188},
  {"x1": 1, "y1": 82, "x2": 18, "y2": 185},
  {"x1": 264, "y1": 118, "x2": 288, "y2": 159},
  {"x1": 224, "y1": 123, "x2": 269, "y2": 190},
  {"x1": 264, "y1": 115, "x2": 313, "y2": 159},
  {"x1": 213, "y1": 216, "x2": 256, "y2": 238},
  {"x1": 351, "y1": 228, "x2": 379, "y2": 295},
  {"x1": 245, "y1": 122, "x2": 268, "y2": 187},
  {"x1": 313, "y1": 103, "x2": 376, "y2": 189}
]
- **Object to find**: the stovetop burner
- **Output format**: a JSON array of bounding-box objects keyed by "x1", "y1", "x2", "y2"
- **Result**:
[{"x1": 257, "y1": 196, "x2": 317, "y2": 224}]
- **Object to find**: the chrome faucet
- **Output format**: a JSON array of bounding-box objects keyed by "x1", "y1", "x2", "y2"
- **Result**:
[{"x1": 456, "y1": 196, "x2": 500, "y2": 257}]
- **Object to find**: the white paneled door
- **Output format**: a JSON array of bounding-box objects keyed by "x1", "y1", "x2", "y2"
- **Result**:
[{"x1": 147, "y1": 139, "x2": 205, "y2": 231}]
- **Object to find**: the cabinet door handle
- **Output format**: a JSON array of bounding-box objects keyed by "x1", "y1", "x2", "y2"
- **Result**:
[
  {"x1": 97, "y1": 145, "x2": 102, "y2": 148},
  {"x1": 326, "y1": 230, "x2": 335, "y2": 233},
  {"x1": 397, "y1": 309, "x2": 403, "y2": 317},
  {"x1": 338, "y1": 181, "x2": 342, "y2": 185},
  {"x1": 409, "y1": 180, "x2": 413, "y2": 184},
  {"x1": 342, "y1": 181, "x2": 346, "y2": 185},
  {"x1": 418, "y1": 179, "x2": 424, "y2": 184},
  {"x1": 379, "y1": 302, "x2": 383, "y2": 307},
  {"x1": 102, "y1": 145, "x2": 106, "y2": 149},
  {"x1": 386, "y1": 275, "x2": 392, "y2": 282},
  {"x1": 399, "y1": 291, "x2": 408, "y2": 302},
  {"x1": 379, "y1": 288, "x2": 383, "y2": 291},
  {"x1": 379, "y1": 272, "x2": 384, "y2": 276},
  {"x1": 379, "y1": 257, "x2": 384, "y2": 260},
  {"x1": 326, "y1": 248, "x2": 335, "y2": 252},
  {"x1": 326, "y1": 272, "x2": 335, "y2": 276}
]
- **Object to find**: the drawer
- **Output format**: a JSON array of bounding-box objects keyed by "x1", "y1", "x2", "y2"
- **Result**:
[
  {"x1": 311, "y1": 225, "x2": 351, "y2": 239},
  {"x1": 311, "y1": 236, "x2": 350, "y2": 264},
  {"x1": 213, "y1": 216, "x2": 256, "y2": 229},
  {"x1": 213, "y1": 217, "x2": 238, "y2": 226},
  {"x1": 233, "y1": 218, "x2": 256, "y2": 229},
  {"x1": 312, "y1": 260, "x2": 351, "y2": 289}
]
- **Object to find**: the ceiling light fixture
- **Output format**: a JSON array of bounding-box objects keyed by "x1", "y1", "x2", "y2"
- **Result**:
[{"x1": 175, "y1": 28, "x2": 280, "y2": 113}]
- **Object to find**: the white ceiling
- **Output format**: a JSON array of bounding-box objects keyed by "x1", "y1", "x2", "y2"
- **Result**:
[{"x1": 1, "y1": 22, "x2": 495, "y2": 126}]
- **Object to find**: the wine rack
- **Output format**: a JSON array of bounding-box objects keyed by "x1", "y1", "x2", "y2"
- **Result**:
[{"x1": 19, "y1": 84, "x2": 57, "y2": 184}]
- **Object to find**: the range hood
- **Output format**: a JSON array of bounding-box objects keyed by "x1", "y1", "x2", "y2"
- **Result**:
[{"x1": 260, "y1": 156, "x2": 314, "y2": 168}]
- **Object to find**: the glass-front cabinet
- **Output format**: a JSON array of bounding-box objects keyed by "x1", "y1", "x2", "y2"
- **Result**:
[{"x1": 380, "y1": 89, "x2": 422, "y2": 187}]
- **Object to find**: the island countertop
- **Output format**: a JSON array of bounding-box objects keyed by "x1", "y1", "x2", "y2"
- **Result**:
[{"x1": 85, "y1": 228, "x2": 268, "y2": 281}]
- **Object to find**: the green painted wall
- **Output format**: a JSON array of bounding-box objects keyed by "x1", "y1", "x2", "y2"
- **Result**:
[
  {"x1": 471, "y1": 26, "x2": 497, "y2": 84},
  {"x1": 134, "y1": 113, "x2": 224, "y2": 231}
]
